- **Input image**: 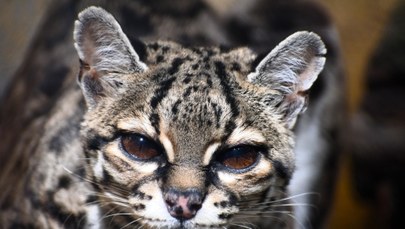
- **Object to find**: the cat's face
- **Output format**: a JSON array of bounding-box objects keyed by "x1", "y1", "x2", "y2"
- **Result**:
[{"x1": 74, "y1": 7, "x2": 325, "y2": 228}]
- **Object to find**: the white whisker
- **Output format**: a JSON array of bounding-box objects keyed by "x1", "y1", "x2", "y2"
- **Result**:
[{"x1": 120, "y1": 218, "x2": 142, "y2": 229}]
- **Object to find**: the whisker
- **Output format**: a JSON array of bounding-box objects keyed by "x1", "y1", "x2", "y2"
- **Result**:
[
  {"x1": 232, "y1": 214, "x2": 287, "y2": 227},
  {"x1": 62, "y1": 166, "x2": 132, "y2": 196},
  {"x1": 237, "y1": 210, "x2": 293, "y2": 216},
  {"x1": 120, "y1": 218, "x2": 142, "y2": 229},
  {"x1": 284, "y1": 212, "x2": 305, "y2": 229},
  {"x1": 238, "y1": 192, "x2": 319, "y2": 206},
  {"x1": 228, "y1": 222, "x2": 253, "y2": 229}
]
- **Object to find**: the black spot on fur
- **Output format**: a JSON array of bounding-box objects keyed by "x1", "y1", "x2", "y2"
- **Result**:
[
  {"x1": 57, "y1": 175, "x2": 71, "y2": 189},
  {"x1": 150, "y1": 113, "x2": 160, "y2": 134},
  {"x1": 218, "y1": 213, "x2": 233, "y2": 220},
  {"x1": 206, "y1": 78, "x2": 213, "y2": 87},
  {"x1": 192, "y1": 47, "x2": 203, "y2": 55},
  {"x1": 272, "y1": 160, "x2": 290, "y2": 180},
  {"x1": 102, "y1": 168, "x2": 113, "y2": 184},
  {"x1": 183, "y1": 87, "x2": 192, "y2": 97},
  {"x1": 133, "y1": 191, "x2": 146, "y2": 199},
  {"x1": 231, "y1": 62, "x2": 241, "y2": 72},
  {"x1": 172, "y1": 100, "x2": 182, "y2": 115},
  {"x1": 156, "y1": 55, "x2": 164, "y2": 63},
  {"x1": 133, "y1": 204, "x2": 145, "y2": 211},
  {"x1": 192, "y1": 63, "x2": 199, "y2": 70},
  {"x1": 150, "y1": 77, "x2": 176, "y2": 109},
  {"x1": 211, "y1": 103, "x2": 222, "y2": 128},
  {"x1": 168, "y1": 58, "x2": 184, "y2": 75},
  {"x1": 223, "y1": 121, "x2": 236, "y2": 139},
  {"x1": 148, "y1": 42, "x2": 159, "y2": 51},
  {"x1": 161, "y1": 46, "x2": 170, "y2": 53},
  {"x1": 183, "y1": 74, "x2": 192, "y2": 84},
  {"x1": 220, "y1": 201, "x2": 229, "y2": 208},
  {"x1": 86, "y1": 195, "x2": 99, "y2": 205}
]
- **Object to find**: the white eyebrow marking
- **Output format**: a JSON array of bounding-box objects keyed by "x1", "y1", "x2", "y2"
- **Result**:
[
  {"x1": 117, "y1": 115, "x2": 156, "y2": 137},
  {"x1": 159, "y1": 133, "x2": 175, "y2": 163},
  {"x1": 203, "y1": 142, "x2": 221, "y2": 166},
  {"x1": 226, "y1": 126, "x2": 266, "y2": 146}
]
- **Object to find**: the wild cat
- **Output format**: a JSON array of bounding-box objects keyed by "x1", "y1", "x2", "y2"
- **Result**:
[{"x1": 0, "y1": 1, "x2": 344, "y2": 228}]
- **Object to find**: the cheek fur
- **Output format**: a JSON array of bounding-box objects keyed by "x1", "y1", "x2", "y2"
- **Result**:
[
  {"x1": 217, "y1": 157, "x2": 273, "y2": 195},
  {"x1": 191, "y1": 186, "x2": 239, "y2": 226},
  {"x1": 129, "y1": 181, "x2": 178, "y2": 225},
  {"x1": 98, "y1": 142, "x2": 159, "y2": 185}
]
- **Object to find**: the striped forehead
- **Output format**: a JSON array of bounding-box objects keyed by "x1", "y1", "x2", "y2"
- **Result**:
[
  {"x1": 145, "y1": 51, "x2": 240, "y2": 126},
  {"x1": 144, "y1": 55, "x2": 241, "y2": 163}
]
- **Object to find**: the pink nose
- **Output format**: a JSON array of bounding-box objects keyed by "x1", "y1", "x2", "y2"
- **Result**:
[{"x1": 164, "y1": 190, "x2": 203, "y2": 220}]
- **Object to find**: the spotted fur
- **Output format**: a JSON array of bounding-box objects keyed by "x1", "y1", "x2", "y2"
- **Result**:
[{"x1": 0, "y1": 1, "x2": 343, "y2": 228}]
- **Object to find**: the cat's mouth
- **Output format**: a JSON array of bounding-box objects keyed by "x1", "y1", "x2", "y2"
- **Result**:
[{"x1": 140, "y1": 217, "x2": 224, "y2": 229}]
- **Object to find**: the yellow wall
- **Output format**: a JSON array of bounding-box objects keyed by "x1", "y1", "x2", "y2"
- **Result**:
[{"x1": 321, "y1": 0, "x2": 398, "y2": 228}]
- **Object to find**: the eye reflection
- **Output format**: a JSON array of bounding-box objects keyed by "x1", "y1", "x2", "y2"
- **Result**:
[{"x1": 121, "y1": 134, "x2": 161, "y2": 160}]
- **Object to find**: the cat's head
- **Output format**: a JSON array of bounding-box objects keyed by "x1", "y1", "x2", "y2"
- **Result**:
[{"x1": 74, "y1": 6, "x2": 325, "y2": 228}]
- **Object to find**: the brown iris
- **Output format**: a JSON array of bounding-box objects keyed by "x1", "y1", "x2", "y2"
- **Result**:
[
  {"x1": 217, "y1": 146, "x2": 260, "y2": 170},
  {"x1": 121, "y1": 134, "x2": 161, "y2": 160}
]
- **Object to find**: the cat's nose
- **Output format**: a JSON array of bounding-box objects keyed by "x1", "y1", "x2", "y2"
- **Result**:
[{"x1": 164, "y1": 189, "x2": 203, "y2": 220}]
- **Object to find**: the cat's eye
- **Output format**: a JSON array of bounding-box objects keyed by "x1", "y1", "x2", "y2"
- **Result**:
[
  {"x1": 216, "y1": 146, "x2": 261, "y2": 171},
  {"x1": 121, "y1": 134, "x2": 162, "y2": 160}
]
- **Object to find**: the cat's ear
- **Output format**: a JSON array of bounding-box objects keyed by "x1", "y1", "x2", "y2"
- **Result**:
[
  {"x1": 73, "y1": 6, "x2": 147, "y2": 108},
  {"x1": 248, "y1": 31, "x2": 326, "y2": 128}
]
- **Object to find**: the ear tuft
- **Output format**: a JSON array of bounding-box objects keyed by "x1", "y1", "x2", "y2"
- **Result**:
[{"x1": 248, "y1": 31, "x2": 326, "y2": 128}]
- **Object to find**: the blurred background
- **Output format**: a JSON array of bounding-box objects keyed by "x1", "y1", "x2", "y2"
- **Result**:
[{"x1": 1, "y1": 0, "x2": 404, "y2": 228}]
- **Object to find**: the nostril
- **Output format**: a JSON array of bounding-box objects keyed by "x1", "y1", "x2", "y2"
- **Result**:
[{"x1": 174, "y1": 206, "x2": 183, "y2": 215}]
